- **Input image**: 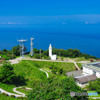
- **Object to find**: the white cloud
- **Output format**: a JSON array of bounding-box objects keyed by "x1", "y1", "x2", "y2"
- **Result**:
[
  {"x1": 85, "y1": 21, "x2": 96, "y2": 24},
  {"x1": 8, "y1": 22, "x2": 16, "y2": 24},
  {"x1": 0, "y1": 22, "x2": 28, "y2": 25},
  {"x1": 62, "y1": 22, "x2": 66, "y2": 24}
]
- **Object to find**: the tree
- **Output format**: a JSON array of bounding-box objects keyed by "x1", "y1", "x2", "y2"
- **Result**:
[
  {"x1": 2, "y1": 49, "x2": 7, "y2": 52},
  {"x1": 28, "y1": 76, "x2": 88, "y2": 100},
  {"x1": 0, "y1": 63, "x2": 16, "y2": 84},
  {"x1": 88, "y1": 78, "x2": 100, "y2": 92},
  {"x1": 12, "y1": 45, "x2": 27, "y2": 56},
  {"x1": 33, "y1": 48, "x2": 40, "y2": 54},
  {"x1": 34, "y1": 54, "x2": 41, "y2": 59},
  {"x1": 12, "y1": 45, "x2": 20, "y2": 56}
]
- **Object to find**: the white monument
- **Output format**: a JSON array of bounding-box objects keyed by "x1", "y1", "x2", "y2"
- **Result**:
[{"x1": 49, "y1": 44, "x2": 57, "y2": 60}]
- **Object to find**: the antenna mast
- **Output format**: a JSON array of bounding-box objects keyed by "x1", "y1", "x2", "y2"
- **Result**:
[
  {"x1": 17, "y1": 39, "x2": 27, "y2": 57},
  {"x1": 30, "y1": 38, "x2": 34, "y2": 56}
]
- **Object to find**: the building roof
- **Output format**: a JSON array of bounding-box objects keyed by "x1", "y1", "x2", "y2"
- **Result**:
[
  {"x1": 66, "y1": 70, "x2": 83, "y2": 78},
  {"x1": 75, "y1": 75, "x2": 97, "y2": 84},
  {"x1": 83, "y1": 62, "x2": 100, "y2": 72}
]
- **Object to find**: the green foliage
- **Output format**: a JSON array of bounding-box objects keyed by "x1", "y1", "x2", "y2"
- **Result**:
[
  {"x1": 0, "y1": 94, "x2": 19, "y2": 100},
  {"x1": 0, "y1": 63, "x2": 26, "y2": 86},
  {"x1": 88, "y1": 78, "x2": 100, "y2": 92},
  {"x1": 13, "y1": 60, "x2": 47, "y2": 87},
  {"x1": 34, "y1": 53, "x2": 41, "y2": 59},
  {"x1": 28, "y1": 76, "x2": 88, "y2": 100},
  {"x1": 0, "y1": 54, "x2": 9, "y2": 60},
  {"x1": 12, "y1": 45, "x2": 26, "y2": 56},
  {"x1": 33, "y1": 48, "x2": 97, "y2": 59},
  {"x1": 33, "y1": 48, "x2": 40, "y2": 54},
  {"x1": 0, "y1": 82, "x2": 15, "y2": 93},
  {"x1": 77, "y1": 63, "x2": 83, "y2": 69},
  {"x1": 0, "y1": 45, "x2": 27, "y2": 60},
  {"x1": 0, "y1": 63, "x2": 16, "y2": 84},
  {"x1": 42, "y1": 50, "x2": 49, "y2": 56}
]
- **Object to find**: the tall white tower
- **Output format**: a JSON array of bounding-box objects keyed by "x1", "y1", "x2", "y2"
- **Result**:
[
  {"x1": 49, "y1": 44, "x2": 52, "y2": 57},
  {"x1": 30, "y1": 38, "x2": 34, "y2": 56},
  {"x1": 49, "y1": 44, "x2": 57, "y2": 60},
  {"x1": 17, "y1": 39, "x2": 27, "y2": 57}
]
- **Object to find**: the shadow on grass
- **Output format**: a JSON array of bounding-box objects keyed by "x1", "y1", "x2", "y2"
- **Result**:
[{"x1": 13, "y1": 75, "x2": 28, "y2": 87}]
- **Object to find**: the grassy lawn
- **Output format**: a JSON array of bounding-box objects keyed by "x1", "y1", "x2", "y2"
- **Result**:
[
  {"x1": 25, "y1": 60, "x2": 76, "y2": 71},
  {"x1": 0, "y1": 60, "x2": 77, "y2": 99},
  {"x1": 77, "y1": 63, "x2": 82, "y2": 68},
  {"x1": 13, "y1": 60, "x2": 47, "y2": 87},
  {"x1": 0, "y1": 82, "x2": 16, "y2": 93},
  {"x1": 16, "y1": 87, "x2": 31, "y2": 96},
  {"x1": 13, "y1": 60, "x2": 76, "y2": 86},
  {"x1": 0, "y1": 94, "x2": 19, "y2": 100}
]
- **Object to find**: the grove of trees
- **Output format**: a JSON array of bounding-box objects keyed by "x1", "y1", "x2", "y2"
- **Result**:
[
  {"x1": 0, "y1": 45, "x2": 27, "y2": 60},
  {"x1": 0, "y1": 63, "x2": 26, "y2": 86},
  {"x1": 33, "y1": 48, "x2": 97, "y2": 59},
  {"x1": 88, "y1": 78, "x2": 100, "y2": 93},
  {"x1": 28, "y1": 76, "x2": 88, "y2": 100}
]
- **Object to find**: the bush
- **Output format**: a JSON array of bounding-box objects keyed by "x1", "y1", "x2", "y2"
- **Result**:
[
  {"x1": 2, "y1": 93, "x2": 8, "y2": 96},
  {"x1": 28, "y1": 76, "x2": 88, "y2": 100},
  {"x1": 0, "y1": 55, "x2": 9, "y2": 60},
  {"x1": 10, "y1": 95, "x2": 15, "y2": 98},
  {"x1": 0, "y1": 63, "x2": 16, "y2": 84},
  {"x1": 34, "y1": 54, "x2": 40, "y2": 59},
  {"x1": 88, "y1": 78, "x2": 100, "y2": 92},
  {"x1": 17, "y1": 97, "x2": 28, "y2": 99}
]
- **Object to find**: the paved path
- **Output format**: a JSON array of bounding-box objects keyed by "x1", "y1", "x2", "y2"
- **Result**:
[
  {"x1": 0, "y1": 88, "x2": 24, "y2": 97},
  {"x1": 39, "y1": 69, "x2": 49, "y2": 78},
  {"x1": 0, "y1": 87, "x2": 32, "y2": 98},
  {"x1": 73, "y1": 62, "x2": 80, "y2": 70},
  {"x1": 9, "y1": 57, "x2": 24, "y2": 65}
]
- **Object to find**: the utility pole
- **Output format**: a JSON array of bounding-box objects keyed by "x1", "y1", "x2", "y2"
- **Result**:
[
  {"x1": 12, "y1": 49, "x2": 13, "y2": 59},
  {"x1": 40, "y1": 49, "x2": 41, "y2": 59},
  {"x1": 30, "y1": 38, "x2": 34, "y2": 57}
]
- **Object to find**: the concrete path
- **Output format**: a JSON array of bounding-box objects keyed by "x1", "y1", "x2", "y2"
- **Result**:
[
  {"x1": 0, "y1": 88, "x2": 24, "y2": 97},
  {"x1": 39, "y1": 69, "x2": 49, "y2": 78},
  {"x1": 9, "y1": 57, "x2": 24, "y2": 65},
  {"x1": 73, "y1": 62, "x2": 80, "y2": 70},
  {"x1": 13, "y1": 87, "x2": 25, "y2": 97},
  {"x1": 0, "y1": 87, "x2": 32, "y2": 98}
]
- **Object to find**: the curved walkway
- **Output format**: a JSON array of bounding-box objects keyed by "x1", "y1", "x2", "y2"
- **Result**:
[
  {"x1": 0, "y1": 68, "x2": 49, "y2": 98},
  {"x1": 39, "y1": 69, "x2": 49, "y2": 78},
  {"x1": 0, "y1": 87, "x2": 32, "y2": 98},
  {"x1": 0, "y1": 88, "x2": 24, "y2": 97}
]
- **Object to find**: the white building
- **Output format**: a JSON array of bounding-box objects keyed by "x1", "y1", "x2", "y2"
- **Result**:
[
  {"x1": 49, "y1": 44, "x2": 57, "y2": 60},
  {"x1": 75, "y1": 62, "x2": 100, "y2": 87},
  {"x1": 83, "y1": 62, "x2": 100, "y2": 78}
]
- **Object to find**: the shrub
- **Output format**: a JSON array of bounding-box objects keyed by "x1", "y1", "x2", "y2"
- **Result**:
[
  {"x1": 0, "y1": 63, "x2": 16, "y2": 84},
  {"x1": 10, "y1": 95, "x2": 15, "y2": 98},
  {"x1": 2, "y1": 93, "x2": 8, "y2": 96},
  {"x1": 28, "y1": 76, "x2": 88, "y2": 100},
  {"x1": 34, "y1": 54, "x2": 40, "y2": 59}
]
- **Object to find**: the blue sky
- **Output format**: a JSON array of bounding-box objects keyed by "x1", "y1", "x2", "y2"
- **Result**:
[{"x1": 0, "y1": 0, "x2": 100, "y2": 27}]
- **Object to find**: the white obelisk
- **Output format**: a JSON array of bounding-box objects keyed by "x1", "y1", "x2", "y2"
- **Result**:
[{"x1": 49, "y1": 44, "x2": 52, "y2": 57}]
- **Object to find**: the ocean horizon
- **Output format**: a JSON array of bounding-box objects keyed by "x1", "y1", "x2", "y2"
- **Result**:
[{"x1": 0, "y1": 27, "x2": 100, "y2": 58}]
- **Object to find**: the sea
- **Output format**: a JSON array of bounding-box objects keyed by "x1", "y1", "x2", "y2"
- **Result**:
[{"x1": 0, "y1": 25, "x2": 100, "y2": 58}]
